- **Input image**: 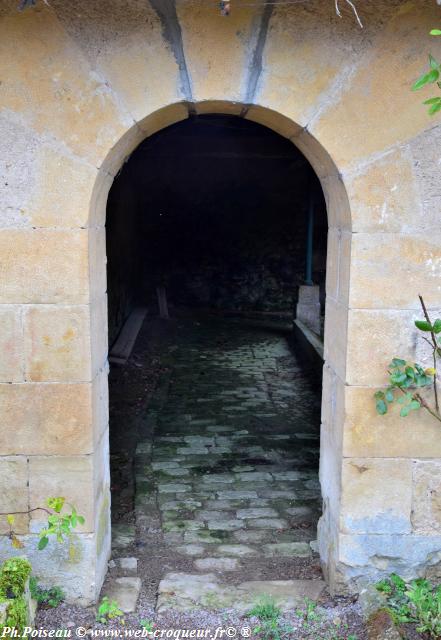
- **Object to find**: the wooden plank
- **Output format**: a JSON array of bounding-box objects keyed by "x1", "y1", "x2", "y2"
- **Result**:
[
  {"x1": 109, "y1": 307, "x2": 148, "y2": 364},
  {"x1": 156, "y1": 286, "x2": 169, "y2": 320}
]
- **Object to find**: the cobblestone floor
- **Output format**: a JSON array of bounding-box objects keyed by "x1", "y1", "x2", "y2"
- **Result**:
[{"x1": 131, "y1": 313, "x2": 324, "y2": 611}]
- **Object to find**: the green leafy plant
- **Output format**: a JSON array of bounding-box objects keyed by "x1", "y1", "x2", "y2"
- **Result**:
[
  {"x1": 406, "y1": 579, "x2": 441, "y2": 638},
  {"x1": 376, "y1": 573, "x2": 414, "y2": 624},
  {"x1": 374, "y1": 296, "x2": 441, "y2": 424},
  {"x1": 0, "y1": 497, "x2": 85, "y2": 551},
  {"x1": 0, "y1": 557, "x2": 32, "y2": 638},
  {"x1": 29, "y1": 577, "x2": 65, "y2": 608},
  {"x1": 247, "y1": 597, "x2": 283, "y2": 640},
  {"x1": 376, "y1": 574, "x2": 441, "y2": 638},
  {"x1": 296, "y1": 597, "x2": 322, "y2": 623},
  {"x1": 0, "y1": 558, "x2": 32, "y2": 599},
  {"x1": 140, "y1": 620, "x2": 155, "y2": 632},
  {"x1": 412, "y1": 29, "x2": 441, "y2": 114},
  {"x1": 96, "y1": 596, "x2": 125, "y2": 624}
]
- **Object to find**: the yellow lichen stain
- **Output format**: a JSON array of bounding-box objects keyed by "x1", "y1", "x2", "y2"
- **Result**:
[
  {"x1": 42, "y1": 335, "x2": 51, "y2": 346},
  {"x1": 63, "y1": 328, "x2": 75, "y2": 341},
  {"x1": 68, "y1": 535, "x2": 83, "y2": 564}
]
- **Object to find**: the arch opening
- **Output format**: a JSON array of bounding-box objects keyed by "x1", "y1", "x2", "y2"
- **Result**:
[{"x1": 104, "y1": 111, "x2": 334, "y2": 601}]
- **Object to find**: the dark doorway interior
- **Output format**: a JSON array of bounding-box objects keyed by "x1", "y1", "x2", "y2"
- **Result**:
[
  {"x1": 105, "y1": 117, "x2": 327, "y2": 598},
  {"x1": 106, "y1": 115, "x2": 327, "y2": 345}
]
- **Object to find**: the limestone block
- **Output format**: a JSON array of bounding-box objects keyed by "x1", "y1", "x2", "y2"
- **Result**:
[
  {"x1": 320, "y1": 173, "x2": 352, "y2": 230},
  {"x1": 196, "y1": 101, "x2": 243, "y2": 116},
  {"x1": 310, "y1": 3, "x2": 440, "y2": 169},
  {"x1": 89, "y1": 170, "x2": 115, "y2": 227},
  {"x1": 177, "y1": 0, "x2": 261, "y2": 103},
  {"x1": 0, "y1": 306, "x2": 23, "y2": 382},
  {"x1": 29, "y1": 455, "x2": 94, "y2": 533},
  {"x1": 0, "y1": 229, "x2": 89, "y2": 304},
  {"x1": 344, "y1": 148, "x2": 422, "y2": 234},
  {"x1": 256, "y1": 2, "x2": 366, "y2": 128},
  {"x1": 24, "y1": 305, "x2": 92, "y2": 382},
  {"x1": 138, "y1": 103, "x2": 189, "y2": 139},
  {"x1": 323, "y1": 299, "x2": 348, "y2": 381},
  {"x1": 0, "y1": 6, "x2": 134, "y2": 167},
  {"x1": 0, "y1": 456, "x2": 28, "y2": 534},
  {"x1": 29, "y1": 147, "x2": 98, "y2": 228},
  {"x1": 326, "y1": 229, "x2": 352, "y2": 305},
  {"x1": 245, "y1": 105, "x2": 302, "y2": 140},
  {"x1": 343, "y1": 385, "x2": 441, "y2": 459},
  {"x1": 0, "y1": 382, "x2": 93, "y2": 455},
  {"x1": 0, "y1": 533, "x2": 99, "y2": 605},
  {"x1": 349, "y1": 233, "x2": 441, "y2": 310},
  {"x1": 90, "y1": 294, "x2": 109, "y2": 378},
  {"x1": 92, "y1": 367, "x2": 109, "y2": 448},
  {"x1": 338, "y1": 532, "x2": 441, "y2": 583},
  {"x1": 57, "y1": 0, "x2": 182, "y2": 124},
  {"x1": 410, "y1": 125, "x2": 441, "y2": 232},
  {"x1": 88, "y1": 228, "x2": 107, "y2": 301},
  {"x1": 411, "y1": 461, "x2": 441, "y2": 534},
  {"x1": 346, "y1": 309, "x2": 426, "y2": 387},
  {"x1": 340, "y1": 458, "x2": 412, "y2": 534}
]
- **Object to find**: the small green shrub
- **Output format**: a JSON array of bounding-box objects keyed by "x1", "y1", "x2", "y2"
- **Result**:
[
  {"x1": 247, "y1": 597, "x2": 284, "y2": 640},
  {"x1": 96, "y1": 596, "x2": 125, "y2": 624},
  {"x1": 376, "y1": 573, "x2": 441, "y2": 638},
  {"x1": 29, "y1": 577, "x2": 65, "y2": 608},
  {"x1": 0, "y1": 557, "x2": 32, "y2": 599}
]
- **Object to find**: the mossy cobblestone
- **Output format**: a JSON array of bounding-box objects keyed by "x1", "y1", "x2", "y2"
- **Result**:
[{"x1": 134, "y1": 315, "x2": 322, "y2": 609}]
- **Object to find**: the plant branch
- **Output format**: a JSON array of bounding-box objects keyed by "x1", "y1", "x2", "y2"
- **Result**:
[
  {"x1": 418, "y1": 294, "x2": 439, "y2": 412},
  {"x1": 0, "y1": 507, "x2": 51, "y2": 517}
]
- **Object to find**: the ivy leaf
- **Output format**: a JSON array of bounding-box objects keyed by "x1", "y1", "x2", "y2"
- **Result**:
[
  {"x1": 391, "y1": 372, "x2": 407, "y2": 385},
  {"x1": 412, "y1": 69, "x2": 439, "y2": 91},
  {"x1": 423, "y1": 98, "x2": 441, "y2": 105},
  {"x1": 385, "y1": 389, "x2": 394, "y2": 403},
  {"x1": 428, "y1": 102, "x2": 441, "y2": 115},
  {"x1": 415, "y1": 320, "x2": 433, "y2": 331},
  {"x1": 410, "y1": 400, "x2": 421, "y2": 411},
  {"x1": 432, "y1": 319, "x2": 441, "y2": 334},
  {"x1": 77, "y1": 515, "x2": 85, "y2": 526},
  {"x1": 6, "y1": 514, "x2": 15, "y2": 526},
  {"x1": 376, "y1": 399, "x2": 388, "y2": 415},
  {"x1": 405, "y1": 366, "x2": 415, "y2": 379},
  {"x1": 38, "y1": 536, "x2": 49, "y2": 551},
  {"x1": 425, "y1": 367, "x2": 436, "y2": 376},
  {"x1": 430, "y1": 29, "x2": 441, "y2": 36},
  {"x1": 391, "y1": 358, "x2": 406, "y2": 367},
  {"x1": 400, "y1": 406, "x2": 411, "y2": 417}
]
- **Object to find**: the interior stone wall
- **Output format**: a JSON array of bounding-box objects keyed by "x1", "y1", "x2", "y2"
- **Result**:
[
  {"x1": 106, "y1": 116, "x2": 327, "y2": 331},
  {"x1": 0, "y1": 0, "x2": 441, "y2": 603}
]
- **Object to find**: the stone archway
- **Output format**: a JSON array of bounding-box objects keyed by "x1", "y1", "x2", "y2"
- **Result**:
[
  {"x1": 91, "y1": 99, "x2": 352, "y2": 601},
  {"x1": 1, "y1": 0, "x2": 441, "y2": 605}
]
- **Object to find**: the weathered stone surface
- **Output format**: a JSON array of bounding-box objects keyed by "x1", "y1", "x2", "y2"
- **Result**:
[
  {"x1": 217, "y1": 544, "x2": 257, "y2": 557},
  {"x1": 111, "y1": 524, "x2": 136, "y2": 550},
  {"x1": 411, "y1": 461, "x2": 441, "y2": 534},
  {"x1": 0, "y1": 307, "x2": 23, "y2": 383},
  {"x1": 103, "y1": 577, "x2": 141, "y2": 613},
  {"x1": 194, "y1": 557, "x2": 240, "y2": 572},
  {"x1": 114, "y1": 557, "x2": 138, "y2": 576},
  {"x1": 237, "y1": 508, "x2": 278, "y2": 519},
  {"x1": 340, "y1": 459, "x2": 412, "y2": 535},
  {"x1": 28, "y1": 455, "x2": 94, "y2": 533},
  {"x1": 157, "y1": 573, "x2": 325, "y2": 612},
  {"x1": 24, "y1": 305, "x2": 92, "y2": 382},
  {"x1": 0, "y1": 230, "x2": 89, "y2": 305},
  {"x1": 263, "y1": 542, "x2": 312, "y2": 557},
  {"x1": 0, "y1": 456, "x2": 29, "y2": 534},
  {"x1": 0, "y1": 382, "x2": 93, "y2": 455}
]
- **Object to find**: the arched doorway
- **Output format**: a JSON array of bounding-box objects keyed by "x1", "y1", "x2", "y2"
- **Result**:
[{"x1": 103, "y1": 111, "x2": 334, "y2": 609}]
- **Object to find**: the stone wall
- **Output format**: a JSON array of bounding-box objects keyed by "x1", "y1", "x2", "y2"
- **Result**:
[{"x1": 0, "y1": 0, "x2": 441, "y2": 602}]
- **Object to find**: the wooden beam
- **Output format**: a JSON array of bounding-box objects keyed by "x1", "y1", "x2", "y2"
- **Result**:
[{"x1": 109, "y1": 307, "x2": 148, "y2": 365}]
